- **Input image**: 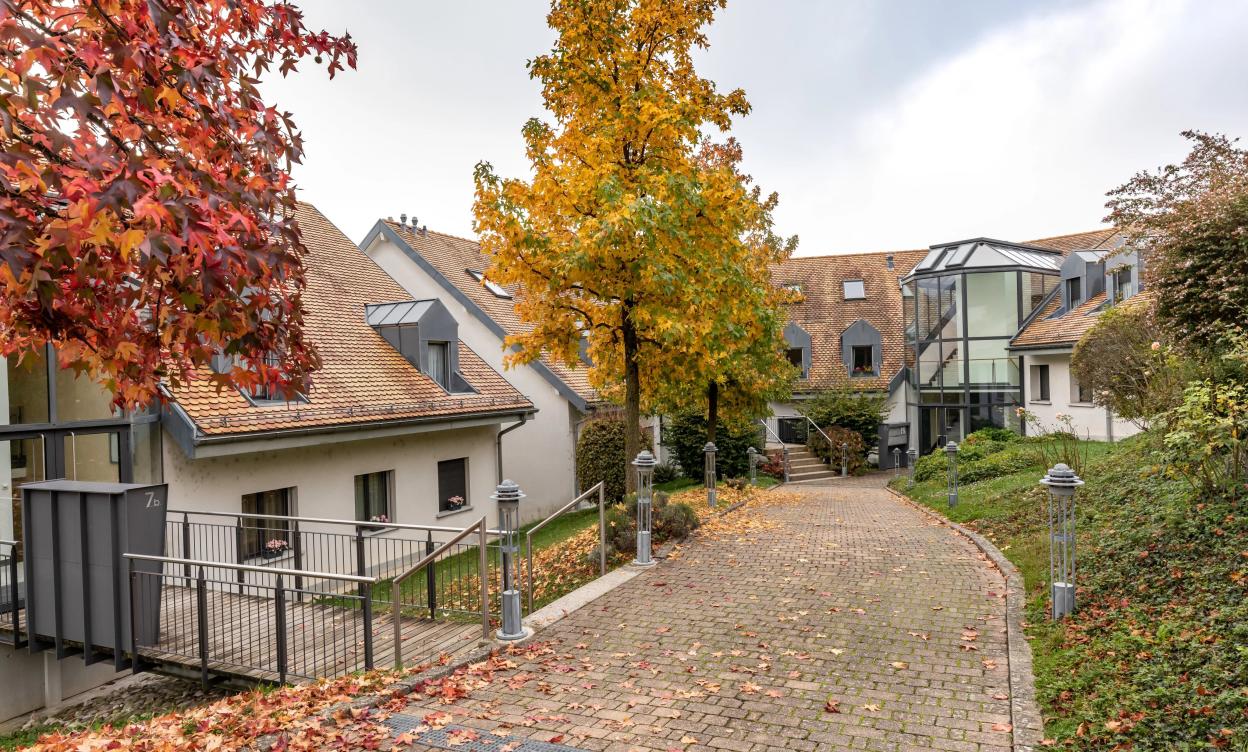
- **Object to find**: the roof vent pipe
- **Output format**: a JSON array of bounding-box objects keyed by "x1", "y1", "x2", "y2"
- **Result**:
[
  {"x1": 400, "y1": 213, "x2": 407, "y2": 225},
  {"x1": 886, "y1": 254, "x2": 895, "y2": 270}
]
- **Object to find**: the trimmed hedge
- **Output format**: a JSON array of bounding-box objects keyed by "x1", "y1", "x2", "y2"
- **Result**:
[
  {"x1": 663, "y1": 412, "x2": 758, "y2": 480},
  {"x1": 576, "y1": 416, "x2": 651, "y2": 504}
]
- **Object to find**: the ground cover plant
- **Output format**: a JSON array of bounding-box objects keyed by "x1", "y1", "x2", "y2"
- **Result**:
[{"x1": 894, "y1": 434, "x2": 1248, "y2": 749}]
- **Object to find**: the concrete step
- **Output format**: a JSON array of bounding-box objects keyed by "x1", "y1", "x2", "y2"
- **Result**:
[
  {"x1": 788, "y1": 459, "x2": 827, "y2": 470},
  {"x1": 788, "y1": 468, "x2": 840, "y2": 481}
]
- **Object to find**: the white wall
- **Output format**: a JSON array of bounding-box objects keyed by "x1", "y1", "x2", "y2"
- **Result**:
[
  {"x1": 365, "y1": 237, "x2": 581, "y2": 507},
  {"x1": 162, "y1": 423, "x2": 536, "y2": 530},
  {"x1": 1023, "y1": 352, "x2": 1140, "y2": 442}
]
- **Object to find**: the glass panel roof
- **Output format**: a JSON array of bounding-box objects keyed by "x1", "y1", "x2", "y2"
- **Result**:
[
  {"x1": 906, "y1": 239, "x2": 1062, "y2": 277},
  {"x1": 364, "y1": 299, "x2": 436, "y2": 326}
]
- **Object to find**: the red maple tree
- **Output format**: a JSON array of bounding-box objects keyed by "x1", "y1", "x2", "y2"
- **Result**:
[{"x1": 0, "y1": 0, "x2": 356, "y2": 408}]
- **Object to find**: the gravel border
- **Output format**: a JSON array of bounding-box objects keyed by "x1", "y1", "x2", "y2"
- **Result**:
[{"x1": 885, "y1": 485, "x2": 1044, "y2": 752}]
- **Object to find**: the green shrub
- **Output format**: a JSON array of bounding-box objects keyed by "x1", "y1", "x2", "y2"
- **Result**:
[
  {"x1": 803, "y1": 387, "x2": 886, "y2": 448},
  {"x1": 653, "y1": 462, "x2": 681, "y2": 485},
  {"x1": 912, "y1": 440, "x2": 1008, "y2": 482},
  {"x1": 654, "y1": 502, "x2": 700, "y2": 541},
  {"x1": 958, "y1": 451, "x2": 1036, "y2": 484},
  {"x1": 602, "y1": 504, "x2": 635, "y2": 556},
  {"x1": 808, "y1": 425, "x2": 866, "y2": 474},
  {"x1": 663, "y1": 412, "x2": 758, "y2": 479},
  {"x1": 576, "y1": 416, "x2": 651, "y2": 504},
  {"x1": 965, "y1": 427, "x2": 1018, "y2": 444},
  {"x1": 1158, "y1": 378, "x2": 1247, "y2": 497}
]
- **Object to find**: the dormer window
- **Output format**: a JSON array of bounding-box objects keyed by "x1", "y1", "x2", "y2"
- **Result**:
[
  {"x1": 1065, "y1": 277, "x2": 1082, "y2": 308},
  {"x1": 467, "y1": 270, "x2": 511, "y2": 299},
  {"x1": 365, "y1": 299, "x2": 474, "y2": 393},
  {"x1": 1112, "y1": 267, "x2": 1133, "y2": 303},
  {"x1": 426, "y1": 342, "x2": 449, "y2": 389},
  {"x1": 842, "y1": 280, "x2": 866, "y2": 300}
]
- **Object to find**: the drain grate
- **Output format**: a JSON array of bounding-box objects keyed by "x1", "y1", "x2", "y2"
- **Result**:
[{"x1": 382, "y1": 714, "x2": 585, "y2": 752}]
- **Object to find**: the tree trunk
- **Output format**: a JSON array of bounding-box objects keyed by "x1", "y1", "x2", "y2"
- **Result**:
[
  {"x1": 706, "y1": 380, "x2": 719, "y2": 444},
  {"x1": 622, "y1": 304, "x2": 641, "y2": 494}
]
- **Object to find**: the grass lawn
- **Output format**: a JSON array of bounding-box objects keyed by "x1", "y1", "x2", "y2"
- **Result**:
[{"x1": 892, "y1": 434, "x2": 1248, "y2": 749}]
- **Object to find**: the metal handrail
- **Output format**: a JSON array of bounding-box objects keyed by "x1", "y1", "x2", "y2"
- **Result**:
[
  {"x1": 122, "y1": 553, "x2": 379, "y2": 583},
  {"x1": 757, "y1": 420, "x2": 791, "y2": 482},
  {"x1": 525, "y1": 481, "x2": 605, "y2": 614},
  {"x1": 169, "y1": 507, "x2": 505, "y2": 536},
  {"x1": 0, "y1": 540, "x2": 21, "y2": 648},
  {"x1": 390, "y1": 516, "x2": 490, "y2": 668},
  {"x1": 795, "y1": 410, "x2": 836, "y2": 451}
]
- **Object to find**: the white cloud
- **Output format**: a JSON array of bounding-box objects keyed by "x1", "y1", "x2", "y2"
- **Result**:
[{"x1": 785, "y1": 0, "x2": 1248, "y2": 254}]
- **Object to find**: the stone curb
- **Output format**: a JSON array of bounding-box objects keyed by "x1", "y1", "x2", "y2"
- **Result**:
[
  {"x1": 256, "y1": 485, "x2": 774, "y2": 751},
  {"x1": 884, "y1": 485, "x2": 1044, "y2": 752}
]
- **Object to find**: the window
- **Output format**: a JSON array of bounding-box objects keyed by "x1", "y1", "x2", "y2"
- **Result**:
[
  {"x1": 1112, "y1": 267, "x2": 1134, "y2": 302},
  {"x1": 782, "y1": 282, "x2": 802, "y2": 293},
  {"x1": 467, "y1": 270, "x2": 511, "y2": 299},
  {"x1": 355, "y1": 470, "x2": 393, "y2": 525},
  {"x1": 426, "y1": 342, "x2": 449, "y2": 389},
  {"x1": 786, "y1": 347, "x2": 807, "y2": 379},
  {"x1": 1029, "y1": 364, "x2": 1051, "y2": 401},
  {"x1": 241, "y1": 488, "x2": 293, "y2": 559},
  {"x1": 248, "y1": 352, "x2": 282, "y2": 401},
  {"x1": 842, "y1": 279, "x2": 866, "y2": 300},
  {"x1": 850, "y1": 345, "x2": 875, "y2": 376},
  {"x1": 437, "y1": 458, "x2": 468, "y2": 514},
  {"x1": 1065, "y1": 277, "x2": 1082, "y2": 308},
  {"x1": 1073, "y1": 376, "x2": 1093, "y2": 404}
]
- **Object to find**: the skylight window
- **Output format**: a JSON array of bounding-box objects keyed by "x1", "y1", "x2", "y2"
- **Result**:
[
  {"x1": 467, "y1": 270, "x2": 511, "y2": 299},
  {"x1": 842, "y1": 279, "x2": 866, "y2": 300}
]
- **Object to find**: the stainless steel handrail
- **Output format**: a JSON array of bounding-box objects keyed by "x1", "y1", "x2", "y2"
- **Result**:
[
  {"x1": 795, "y1": 410, "x2": 836, "y2": 451},
  {"x1": 390, "y1": 516, "x2": 490, "y2": 668},
  {"x1": 525, "y1": 481, "x2": 605, "y2": 614},
  {"x1": 122, "y1": 553, "x2": 379, "y2": 583},
  {"x1": 757, "y1": 420, "x2": 791, "y2": 482},
  {"x1": 169, "y1": 508, "x2": 504, "y2": 537}
]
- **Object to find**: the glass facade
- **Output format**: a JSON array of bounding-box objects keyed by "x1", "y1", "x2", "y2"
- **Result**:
[
  {"x1": 905, "y1": 265, "x2": 1057, "y2": 453},
  {"x1": 1, "y1": 346, "x2": 162, "y2": 546}
]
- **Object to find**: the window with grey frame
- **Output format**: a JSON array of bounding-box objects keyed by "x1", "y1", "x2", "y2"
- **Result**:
[
  {"x1": 786, "y1": 347, "x2": 807, "y2": 379},
  {"x1": 437, "y1": 458, "x2": 468, "y2": 513},
  {"x1": 241, "y1": 488, "x2": 293, "y2": 559},
  {"x1": 355, "y1": 470, "x2": 393, "y2": 525},
  {"x1": 1030, "y1": 364, "x2": 1051, "y2": 401},
  {"x1": 1112, "y1": 267, "x2": 1134, "y2": 302},
  {"x1": 850, "y1": 345, "x2": 876, "y2": 376},
  {"x1": 1065, "y1": 277, "x2": 1082, "y2": 308},
  {"x1": 426, "y1": 342, "x2": 449, "y2": 389},
  {"x1": 842, "y1": 279, "x2": 865, "y2": 300}
]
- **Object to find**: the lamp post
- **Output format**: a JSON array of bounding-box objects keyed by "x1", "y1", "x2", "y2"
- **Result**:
[
  {"x1": 1040, "y1": 463, "x2": 1083, "y2": 620},
  {"x1": 892, "y1": 447, "x2": 901, "y2": 477},
  {"x1": 633, "y1": 450, "x2": 657, "y2": 567},
  {"x1": 840, "y1": 442, "x2": 848, "y2": 478},
  {"x1": 492, "y1": 479, "x2": 525, "y2": 640},
  {"x1": 704, "y1": 442, "x2": 717, "y2": 508},
  {"x1": 945, "y1": 441, "x2": 959, "y2": 508},
  {"x1": 907, "y1": 448, "x2": 918, "y2": 486},
  {"x1": 747, "y1": 446, "x2": 759, "y2": 486}
]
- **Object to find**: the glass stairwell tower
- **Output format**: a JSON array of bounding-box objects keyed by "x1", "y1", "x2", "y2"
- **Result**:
[{"x1": 901, "y1": 239, "x2": 1061, "y2": 454}]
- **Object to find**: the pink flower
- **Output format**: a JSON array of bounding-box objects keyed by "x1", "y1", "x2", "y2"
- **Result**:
[{"x1": 1151, "y1": 341, "x2": 1161, "y2": 351}]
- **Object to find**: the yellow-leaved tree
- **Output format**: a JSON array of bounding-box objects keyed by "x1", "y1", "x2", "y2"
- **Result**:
[{"x1": 473, "y1": 0, "x2": 796, "y2": 490}]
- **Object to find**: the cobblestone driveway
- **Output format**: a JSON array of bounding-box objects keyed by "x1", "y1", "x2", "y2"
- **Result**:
[{"x1": 401, "y1": 475, "x2": 1015, "y2": 752}]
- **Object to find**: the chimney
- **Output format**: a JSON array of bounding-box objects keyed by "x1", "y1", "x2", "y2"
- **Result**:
[{"x1": 886, "y1": 254, "x2": 895, "y2": 270}]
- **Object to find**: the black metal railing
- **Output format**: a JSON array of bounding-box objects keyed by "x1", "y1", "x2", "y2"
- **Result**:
[
  {"x1": 163, "y1": 510, "x2": 504, "y2": 620},
  {"x1": 125, "y1": 553, "x2": 377, "y2": 685},
  {"x1": 389, "y1": 517, "x2": 491, "y2": 668},
  {"x1": 0, "y1": 540, "x2": 23, "y2": 647}
]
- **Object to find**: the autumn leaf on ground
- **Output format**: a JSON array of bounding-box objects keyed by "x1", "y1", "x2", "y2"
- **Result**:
[
  {"x1": 992, "y1": 723, "x2": 1013, "y2": 732},
  {"x1": 424, "y1": 711, "x2": 452, "y2": 729},
  {"x1": 824, "y1": 696, "x2": 842, "y2": 713},
  {"x1": 890, "y1": 661, "x2": 909, "y2": 670},
  {"x1": 739, "y1": 682, "x2": 762, "y2": 694},
  {"x1": 861, "y1": 703, "x2": 881, "y2": 712}
]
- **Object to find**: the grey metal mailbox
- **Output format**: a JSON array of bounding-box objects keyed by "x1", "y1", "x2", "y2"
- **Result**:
[{"x1": 21, "y1": 480, "x2": 167, "y2": 668}]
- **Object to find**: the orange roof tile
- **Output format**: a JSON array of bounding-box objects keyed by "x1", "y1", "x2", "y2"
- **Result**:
[
  {"x1": 1011, "y1": 288, "x2": 1156, "y2": 349},
  {"x1": 378, "y1": 221, "x2": 600, "y2": 407},
  {"x1": 168, "y1": 204, "x2": 533, "y2": 439}
]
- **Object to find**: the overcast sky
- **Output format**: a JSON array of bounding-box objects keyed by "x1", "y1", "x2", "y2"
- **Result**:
[{"x1": 262, "y1": 0, "x2": 1248, "y2": 257}]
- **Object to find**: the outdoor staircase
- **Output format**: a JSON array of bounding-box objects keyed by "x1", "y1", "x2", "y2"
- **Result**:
[{"x1": 784, "y1": 446, "x2": 840, "y2": 482}]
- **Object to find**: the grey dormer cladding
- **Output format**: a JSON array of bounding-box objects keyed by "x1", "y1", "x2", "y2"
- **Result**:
[
  {"x1": 783, "y1": 321, "x2": 811, "y2": 378},
  {"x1": 365, "y1": 298, "x2": 463, "y2": 390},
  {"x1": 1104, "y1": 248, "x2": 1142, "y2": 304},
  {"x1": 1059, "y1": 251, "x2": 1106, "y2": 311},
  {"x1": 841, "y1": 319, "x2": 882, "y2": 376}
]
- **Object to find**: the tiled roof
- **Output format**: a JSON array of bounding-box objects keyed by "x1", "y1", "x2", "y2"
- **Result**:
[
  {"x1": 1011, "y1": 288, "x2": 1156, "y2": 349},
  {"x1": 378, "y1": 221, "x2": 599, "y2": 406},
  {"x1": 773, "y1": 249, "x2": 930, "y2": 392},
  {"x1": 168, "y1": 204, "x2": 534, "y2": 439},
  {"x1": 776, "y1": 229, "x2": 1121, "y2": 391}
]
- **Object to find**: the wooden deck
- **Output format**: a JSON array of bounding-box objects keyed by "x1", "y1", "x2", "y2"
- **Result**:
[
  {"x1": 0, "y1": 585, "x2": 487, "y2": 684},
  {"x1": 144, "y1": 584, "x2": 487, "y2": 682}
]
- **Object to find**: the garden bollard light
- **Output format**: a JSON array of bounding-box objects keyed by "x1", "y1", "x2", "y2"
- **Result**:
[
  {"x1": 892, "y1": 447, "x2": 901, "y2": 477},
  {"x1": 747, "y1": 446, "x2": 759, "y2": 485},
  {"x1": 945, "y1": 441, "x2": 959, "y2": 508},
  {"x1": 633, "y1": 450, "x2": 658, "y2": 567},
  {"x1": 493, "y1": 480, "x2": 525, "y2": 640},
  {"x1": 907, "y1": 448, "x2": 918, "y2": 486},
  {"x1": 1041, "y1": 463, "x2": 1083, "y2": 620},
  {"x1": 704, "y1": 442, "x2": 718, "y2": 508},
  {"x1": 840, "y1": 442, "x2": 848, "y2": 478}
]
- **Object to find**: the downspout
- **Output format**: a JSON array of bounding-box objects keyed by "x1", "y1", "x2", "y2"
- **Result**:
[{"x1": 496, "y1": 415, "x2": 528, "y2": 484}]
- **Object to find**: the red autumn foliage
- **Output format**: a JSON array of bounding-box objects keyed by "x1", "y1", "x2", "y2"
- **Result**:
[{"x1": 0, "y1": 0, "x2": 356, "y2": 408}]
